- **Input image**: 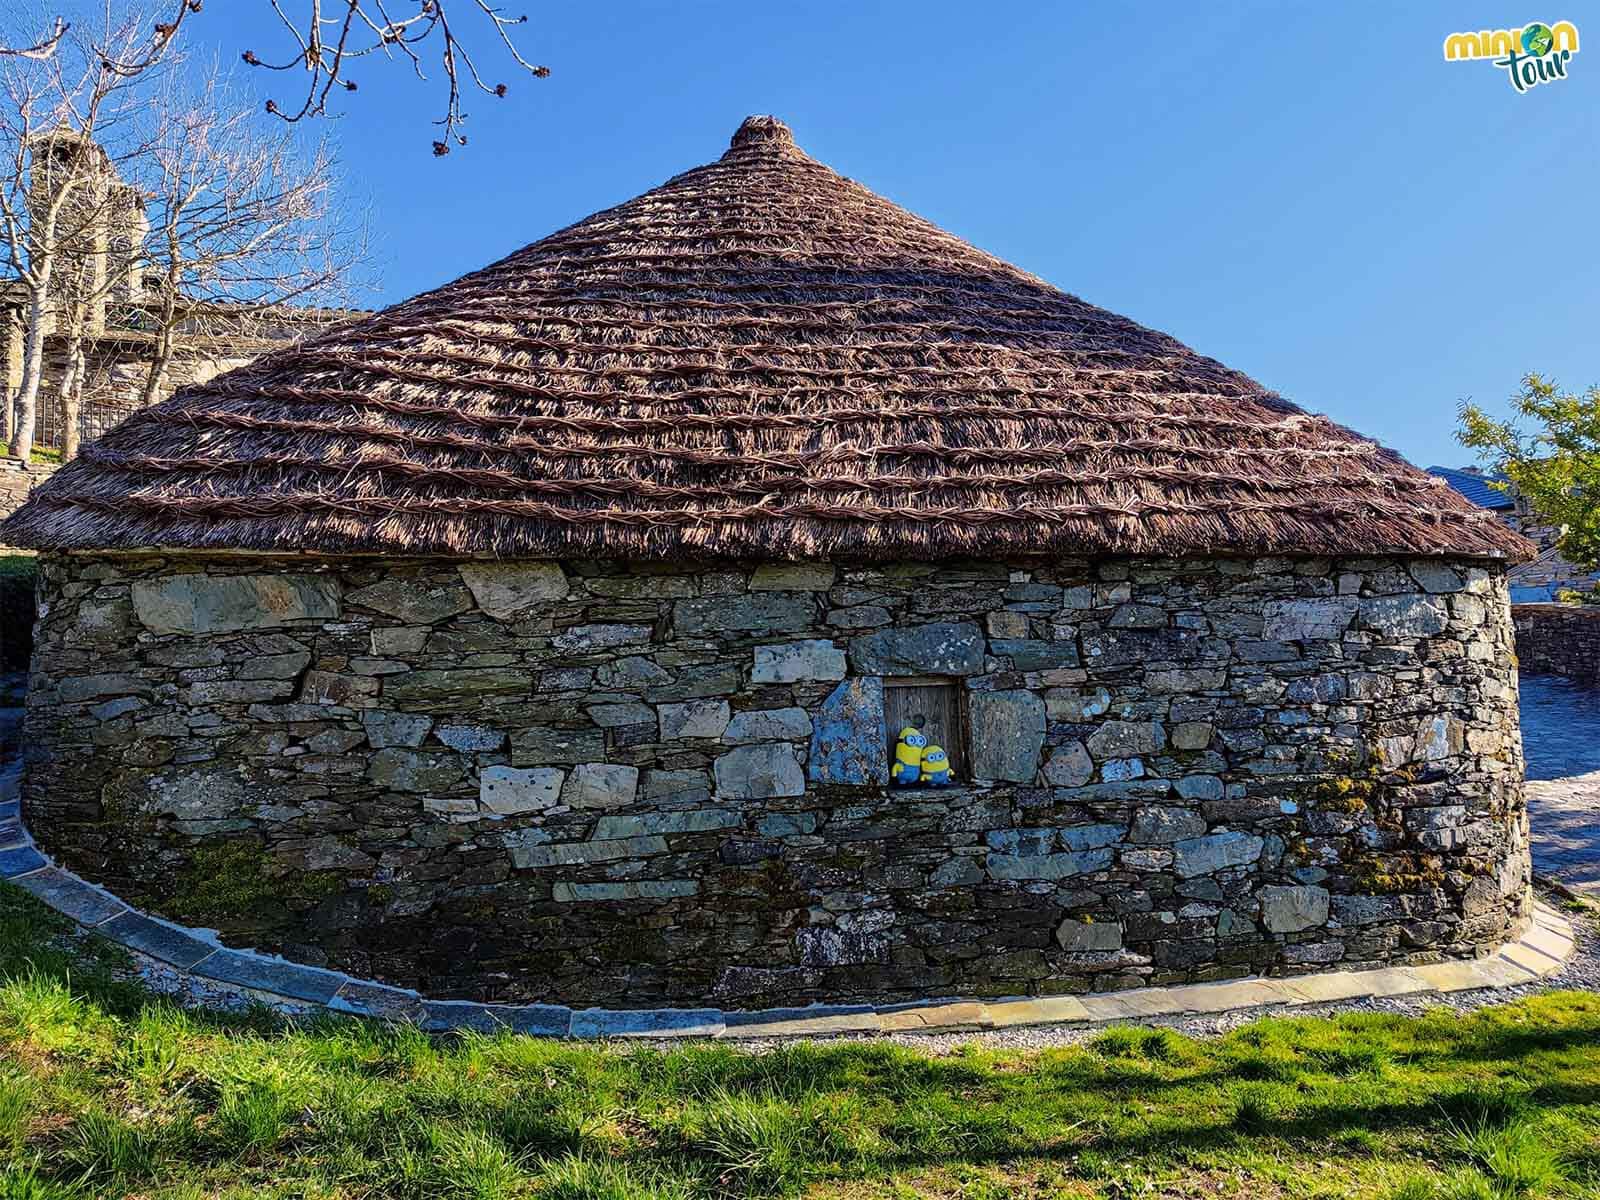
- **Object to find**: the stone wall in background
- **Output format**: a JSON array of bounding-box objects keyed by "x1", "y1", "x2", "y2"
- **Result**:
[
  {"x1": 0, "y1": 461, "x2": 45, "y2": 675},
  {"x1": 0, "y1": 459, "x2": 53, "y2": 529},
  {"x1": 22, "y1": 552, "x2": 1529, "y2": 1007},
  {"x1": 1512, "y1": 603, "x2": 1600, "y2": 683}
]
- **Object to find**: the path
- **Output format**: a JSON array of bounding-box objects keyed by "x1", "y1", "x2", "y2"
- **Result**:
[{"x1": 1521, "y1": 674, "x2": 1600, "y2": 892}]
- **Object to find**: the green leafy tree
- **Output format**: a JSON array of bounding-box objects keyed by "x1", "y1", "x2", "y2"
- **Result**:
[{"x1": 1459, "y1": 373, "x2": 1600, "y2": 569}]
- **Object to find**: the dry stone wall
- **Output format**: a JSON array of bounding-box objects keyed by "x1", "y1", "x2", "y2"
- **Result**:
[
  {"x1": 0, "y1": 460, "x2": 53, "y2": 528},
  {"x1": 21, "y1": 553, "x2": 1529, "y2": 1007},
  {"x1": 1512, "y1": 603, "x2": 1600, "y2": 683}
]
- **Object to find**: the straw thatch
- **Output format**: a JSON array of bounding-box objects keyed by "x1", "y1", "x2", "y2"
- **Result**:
[{"x1": 2, "y1": 116, "x2": 1532, "y2": 563}]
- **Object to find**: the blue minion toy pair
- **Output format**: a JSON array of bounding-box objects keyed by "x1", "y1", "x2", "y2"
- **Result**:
[{"x1": 893, "y1": 716, "x2": 952, "y2": 786}]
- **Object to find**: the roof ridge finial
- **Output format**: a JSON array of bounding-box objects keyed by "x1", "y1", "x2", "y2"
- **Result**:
[{"x1": 730, "y1": 115, "x2": 795, "y2": 151}]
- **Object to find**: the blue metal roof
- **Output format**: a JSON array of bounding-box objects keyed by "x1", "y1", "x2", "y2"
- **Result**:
[{"x1": 1426, "y1": 466, "x2": 1515, "y2": 511}]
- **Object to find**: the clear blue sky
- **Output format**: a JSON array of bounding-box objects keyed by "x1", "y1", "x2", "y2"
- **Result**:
[{"x1": 209, "y1": 1, "x2": 1595, "y2": 471}]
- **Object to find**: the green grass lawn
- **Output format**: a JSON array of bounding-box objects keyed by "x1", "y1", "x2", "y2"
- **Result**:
[{"x1": 0, "y1": 884, "x2": 1596, "y2": 1199}]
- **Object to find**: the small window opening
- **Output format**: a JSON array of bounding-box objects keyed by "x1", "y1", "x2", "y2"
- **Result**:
[{"x1": 886, "y1": 679, "x2": 963, "y2": 786}]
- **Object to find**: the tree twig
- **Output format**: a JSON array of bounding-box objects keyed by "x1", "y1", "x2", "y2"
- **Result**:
[
  {"x1": 245, "y1": 0, "x2": 550, "y2": 153},
  {"x1": 0, "y1": 17, "x2": 69, "y2": 62}
]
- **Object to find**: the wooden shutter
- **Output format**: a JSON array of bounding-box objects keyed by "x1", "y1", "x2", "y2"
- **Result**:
[{"x1": 884, "y1": 679, "x2": 964, "y2": 781}]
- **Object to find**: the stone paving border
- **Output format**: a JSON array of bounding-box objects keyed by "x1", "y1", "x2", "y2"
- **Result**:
[{"x1": 0, "y1": 783, "x2": 1575, "y2": 1038}]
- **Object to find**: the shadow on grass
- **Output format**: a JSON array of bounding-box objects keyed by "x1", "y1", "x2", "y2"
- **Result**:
[
  {"x1": 4, "y1": 877, "x2": 1600, "y2": 1198},
  {"x1": 0, "y1": 882, "x2": 284, "y2": 1036}
]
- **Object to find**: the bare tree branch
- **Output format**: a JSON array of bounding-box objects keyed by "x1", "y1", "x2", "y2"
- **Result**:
[
  {"x1": 97, "y1": 0, "x2": 201, "y2": 79},
  {"x1": 244, "y1": 0, "x2": 550, "y2": 153},
  {"x1": 3, "y1": 3, "x2": 549, "y2": 154},
  {"x1": 0, "y1": 17, "x2": 68, "y2": 61},
  {"x1": 136, "y1": 62, "x2": 371, "y2": 408}
]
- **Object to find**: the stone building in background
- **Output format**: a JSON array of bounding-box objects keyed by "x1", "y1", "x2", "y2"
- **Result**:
[
  {"x1": 1428, "y1": 465, "x2": 1600, "y2": 601},
  {"x1": 2, "y1": 117, "x2": 1539, "y2": 1010},
  {"x1": 1, "y1": 128, "x2": 358, "y2": 475}
]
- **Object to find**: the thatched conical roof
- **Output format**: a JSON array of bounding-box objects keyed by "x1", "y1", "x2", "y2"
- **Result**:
[{"x1": 3, "y1": 116, "x2": 1531, "y2": 563}]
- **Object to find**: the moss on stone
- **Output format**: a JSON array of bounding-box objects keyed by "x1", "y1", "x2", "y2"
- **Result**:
[
  {"x1": 1304, "y1": 776, "x2": 1377, "y2": 814},
  {"x1": 1351, "y1": 851, "x2": 1447, "y2": 894},
  {"x1": 166, "y1": 840, "x2": 343, "y2": 922}
]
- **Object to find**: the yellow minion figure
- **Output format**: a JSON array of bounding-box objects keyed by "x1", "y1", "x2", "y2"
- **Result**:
[
  {"x1": 920, "y1": 745, "x2": 952, "y2": 785},
  {"x1": 893, "y1": 725, "x2": 927, "y2": 785}
]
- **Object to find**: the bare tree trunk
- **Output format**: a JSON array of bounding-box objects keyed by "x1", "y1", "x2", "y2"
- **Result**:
[
  {"x1": 139, "y1": 325, "x2": 177, "y2": 408},
  {"x1": 6, "y1": 285, "x2": 49, "y2": 462},
  {"x1": 2, "y1": 315, "x2": 15, "y2": 444},
  {"x1": 139, "y1": 284, "x2": 179, "y2": 408},
  {"x1": 59, "y1": 325, "x2": 84, "y2": 461}
]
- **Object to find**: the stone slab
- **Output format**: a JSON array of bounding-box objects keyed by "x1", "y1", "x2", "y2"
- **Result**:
[
  {"x1": 847, "y1": 621, "x2": 984, "y2": 676},
  {"x1": 750, "y1": 563, "x2": 835, "y2": 591},
  {"x1": 593, "y1": 809, "x2": 738, "y2": 839},
  {"x1": 877, "y1": 1001, "x2": 994, "y2": 1032},
  {"x1": 561, "y1": 763, "x2": 640, "y2": 809},
  {"x1": 329, "y1": 979, "x2": 427, "y2": 1023},
  {"x1": 420, "y1": 1001, "x2": 514, "y2": 1033},
  {"x1": 674, "y1": 593, "x2": 812, "y2": 635},
  {"x1": 480, "y1": 765, "x2": 563, "y2": 814},
  {"x1": 751, "y1": 640, "x2": 847, "y2": 684},
  {"x1": 1262, "y1": 597, "x2": 1357, "y2": 642},
  {"x1": 11, "y1": 868, "x2": 127, "y2": 926},
  {"x1": 1531, "y1": 914, "x2": 1568, "y2": 941},
  {"x1": 98, "y1": 912, "x2": 218, "y2": 970},
  {"x1": 1519, "y1": 923, "x2": 1574, "y2": 963},
  {"x1": 724, "y1": 707, "x2": 812, "y2": 743},
  {"x1": 414, "y1": 1002, "x2": 572, "y2": 1035},
  {"x1": 1501, "y1": 940, "x2": 1564, "y2": 977},
  {"x1": 968, "y1": 690, "x2": 1046, "y2": 783},
  {"x1": 0, "y1": 845, "x2": 46, "y2": 878},
  {"x1": 985, "y1": 995, "x2": 1094, "y2": 1028},
  {"x1": 808, "y1": 677, "x2": 889, "y2": 786},
  {"x1": 1532, "y1": 902, "x2": 1567, "y2": 929},
  {"x1": 714, "y1": 743, "x2": 805, "y2": 800},
  {"x1": 1078, "y1": 988, "x2": 1184, "y2": 1022},
  {"x1": 552, "y1": 880, "x2": 698, "y2": 902},
  {"x1": 570, "y1": 1008, "x2": 725, "y2": 1038},
  {"x1": 1274, "y1": 966, "x2": 1430, "y2": 1004},
  {"x1": 723, "y1": 1005, "x2": 882, "y2": 1038},
  {"x1": 1486, "y1": 951, "x2": 1543, "y2": 982},
  {"x1": 510, "y1": 835, "x2": 668, "y2": 870},
  {"x1": 1410, "y1": 958, "x2": 1534, "y2": 992},
  {"x1": 132, "y1": 573, "x2": 340, "y2": 634},
  {"x1": 496, "y1": 1005, "x2": 573, "y2": 1037},
  {"x1": 196, "y1": 949, "x2": 348, "y2": 1004},
  {"x1": 1155, "y1": 979, "x2": 1289, "y2": 1015},
  {"x1": 1259, "y1": 885, "x2": 1330, "y2": 934},
  {"x1": 0, "y1": 819, "x2": 25, "y2": 850},
  {"x1": 347, "y1": 577, "x2": 471, "y2": 624},
  {"x1": 458, "y1": 562, "x2": 569, "y2": 619},
  {"x1": 1172, "y1": 831, "x2": 1265, "y2": 878}
]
